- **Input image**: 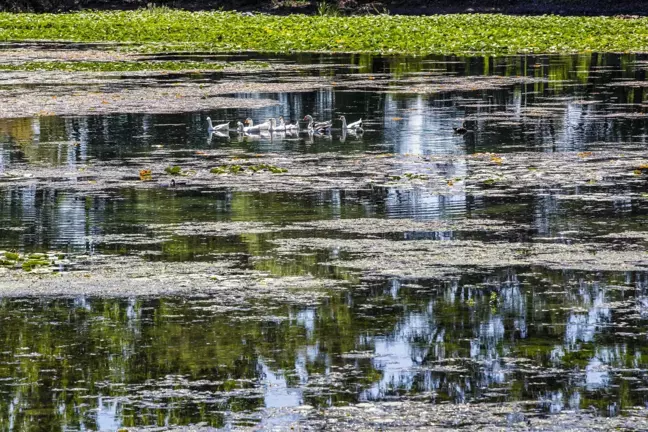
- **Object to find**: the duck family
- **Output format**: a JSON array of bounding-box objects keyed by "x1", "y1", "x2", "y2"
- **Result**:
[{"x1": 207, "y1": 114, "x2": 362, "y2": 135}]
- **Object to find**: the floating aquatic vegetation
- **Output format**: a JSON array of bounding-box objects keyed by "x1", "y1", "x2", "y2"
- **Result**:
[
  {"x1": 282, "y1": 400, "x2": 648, "y2": 431},
  {"x1": 4, "y1": 252, "x2": 20, "y2": 261},
  {"x1": 164, "y1": 165, "x2": 183, "y2": 176},
  {"x1": 147, "y1": 221, "x2": 277, "y2": 237},
  {"x1": 0, "y1": 60, "x2": 269, "y2": 73},
  {"x1": 5, "y1": 146, "x2": 648, "y2": 201},
  {"x1": 0, "y1": 251, "x2": 67, "y2": 273},
  {"x1": 210, "y1": 164, "x2": 288, "y2": 175},
  {"x1": 21, "y1": 259, "x2": 51, "y2": 272},
  {"x1": 210, "y1": 165, "x2": 243, "y2": 175},
  {"x1": 139, "y1": 169, "x2": 152, "y2": 181},
  {"x1": 0, "y1": 75, "x2": 330, "y2": 118},
  {"x1": 403, "y1": 172, "x2": 427, "y2": 180},
  {"x1": 2, "y1": 11, "x2": 648, "y2": 55},
  {"x1": 288, "y1": 218, "x2": 524, "y2": 235},
  {"x1": 0, "y1": 254, "x2": 349, "y2": 301},
  {"x1": 249, "y1": 164, "x2": 288, "y2": 174},
  {"x1": 271, "y1": 237, "x2": 648, "y2": 279}
]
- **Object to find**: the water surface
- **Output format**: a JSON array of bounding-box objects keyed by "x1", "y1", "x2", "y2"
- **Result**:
[{"x1": 2, "y1": 50, "x2": 648, "y2": 430}]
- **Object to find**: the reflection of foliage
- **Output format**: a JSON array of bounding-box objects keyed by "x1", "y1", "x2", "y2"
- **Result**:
[{"x1": 1, "y1": 268, "x2": 648, "y2": 428}]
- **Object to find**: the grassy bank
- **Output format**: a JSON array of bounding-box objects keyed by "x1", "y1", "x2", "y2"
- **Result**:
[{"x1": 1, "y1": 9, "x2": 648, "y2": 55}]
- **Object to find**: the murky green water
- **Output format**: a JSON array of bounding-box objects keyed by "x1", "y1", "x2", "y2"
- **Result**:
[{"x1": 2, "y1": 50, "x2": 648, "y2": 430}]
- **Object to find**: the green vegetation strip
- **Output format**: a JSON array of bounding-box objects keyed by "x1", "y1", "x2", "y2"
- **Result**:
[{"x1": 1, "y1": 9, "x2": 648, "y2": 55}]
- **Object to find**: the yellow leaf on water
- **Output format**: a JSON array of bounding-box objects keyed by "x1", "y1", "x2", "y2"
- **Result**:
[
  {"x1": 139, "y1": 169, "x2": 152, "y2": 182},
  {"x1": 490, "y1": 155, "x2": 503, "y2": 165}
]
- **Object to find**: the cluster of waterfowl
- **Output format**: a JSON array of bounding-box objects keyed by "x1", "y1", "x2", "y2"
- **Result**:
[
  {"x1": 206, "y1": 114, "x2": 363, "y2": 136},
  {"x1": 236, "y1": 116, "x2": 300, "y2": 134}
]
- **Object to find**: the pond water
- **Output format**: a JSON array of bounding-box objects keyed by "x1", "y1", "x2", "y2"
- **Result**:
[{"x1": 2, "y1": 50, "x2": 648, "y2": 430}]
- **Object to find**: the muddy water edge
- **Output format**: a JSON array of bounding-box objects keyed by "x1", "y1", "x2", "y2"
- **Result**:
[{"x1": 3, "y1": 46, "x2": 648, "y2": 430}]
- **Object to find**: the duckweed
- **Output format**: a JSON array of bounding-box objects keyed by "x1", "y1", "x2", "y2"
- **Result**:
[{"x1": 1, "y1": 10, "x2": 648, "y2": 55}]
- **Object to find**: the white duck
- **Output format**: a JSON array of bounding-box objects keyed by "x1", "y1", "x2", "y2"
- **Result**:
[
  {"x1": 339, "y1": 115, "x2": 362, "y2": 131},
  {"x1": 270, "y1": 118, "x2": 286, "y2": 132},
  {"x1": 257, "y1": 118, "x2": 271, "y2": 130},
  {"x1": 303, "y1": 115, "x2": 332, "y2": 131},
  {"x1": 243, "y1": 118, "x2": 270, "y2": 133},
  {"x1": 280, "y1": 116, "x2": 299, "y2": 131},
  {"x1": 207, "y1": 117, "x2": 230, "y2": 132},
  {"x1": 236, "y1": 121, "x2": 260, "y2": 134},
  {"x1": 340, "y1": 126, "x2": 363, "y2": 143}
]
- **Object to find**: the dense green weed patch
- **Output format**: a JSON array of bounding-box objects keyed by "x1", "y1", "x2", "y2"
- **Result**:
[{"x1": 1, "y1": 10, "x2": 648, "y2": 54}]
